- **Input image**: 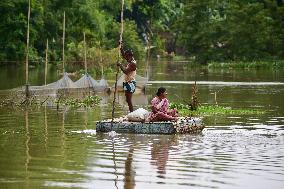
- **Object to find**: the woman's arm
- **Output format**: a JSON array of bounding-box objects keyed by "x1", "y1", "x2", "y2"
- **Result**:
[
  {"x1": 151, "y1": 98, "x2": 167, "y2": 113},
  {"x1": 151, "y1": 105, "x2": 158, "y2": 113}
]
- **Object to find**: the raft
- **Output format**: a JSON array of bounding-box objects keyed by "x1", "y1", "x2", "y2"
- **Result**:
[{"x1": 96, "y1": 117, "x2": 205, "y2": 134}]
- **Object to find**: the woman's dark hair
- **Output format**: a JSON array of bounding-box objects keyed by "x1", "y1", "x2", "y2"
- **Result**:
[{"x1": 156, "y1": 87, "x2": 166, "y2": 96}]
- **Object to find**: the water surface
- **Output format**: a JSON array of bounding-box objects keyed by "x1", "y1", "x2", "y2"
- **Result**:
[{"x1": 0, "y1": 61, "x2": 283, "y2": 188}]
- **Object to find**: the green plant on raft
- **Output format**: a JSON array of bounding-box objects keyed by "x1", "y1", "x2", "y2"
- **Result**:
[{"x1": 170, "y1": 103, "x2": 265, "y2": 117}]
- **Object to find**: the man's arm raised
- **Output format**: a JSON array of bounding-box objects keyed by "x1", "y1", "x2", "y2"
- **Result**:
[{"x1": 117, "y1": 62, "x2": 136, "y2": 74}]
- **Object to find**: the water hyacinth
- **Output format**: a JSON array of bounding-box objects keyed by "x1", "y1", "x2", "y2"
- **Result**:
[
  {"x1": 170, "y1": 103, "x2": 265, "y2": 117},
  {"x1": 208, "y1": 60, "x2": 284, "y2": 70},
  {"x1": 0, "y1": 94, "x2": 101, "y2": 109},
  {"x1": 56, "y1": 95, "x2": 101, "y2": 108}
]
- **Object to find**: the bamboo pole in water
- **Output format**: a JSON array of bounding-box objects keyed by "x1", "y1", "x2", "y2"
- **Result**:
[
  {"x1": 99, "y1": 41, "x2": 103, "y2": 63},
  {"x1": 84, "y1": 32, "x2": 91, "y2": 94},
  {"x1": 99, "y1": 41, "x2": 104, "y2": 76},
  {"x1": 111, "y1": 0, "x2": 124, "y2": 129},
  {"x1": 145, "y1": 35, "x2": 151, "y2": 79},
  {"x1": 25, "y1": 0, "x2": 31, "y2": 98},
  {"x1": 45, "y1": 39, "x2": 49, "y2": 85},
  {"x1": 84, "y1": 32, "x2": 87, "y2": 74},
  {"x1": 62, "y1": 11, "x2": 65, "y2": 73}
]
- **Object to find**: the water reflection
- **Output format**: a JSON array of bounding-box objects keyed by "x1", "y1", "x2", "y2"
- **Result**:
[
  {"x1": 44, "y1": 105, "x2": 48, "y2": 151},
  {"x1": 61, "y1": 108, "x2": 67, "y2": 169},
  {"x1": 150, "y1": 136, "x2": 177, "y2": 178},
  {"x1": 24, "y1": 110, "x2": 31, "y2": 181},
  {"x1": 124, "y1": 145, "x2": 135, "y2": 189},
  {"x1": 83, "y1": 110, "x2": 88, "y2": 130},
  {"x1": 112, "y1": 139, "x2": 119, "y2": 189},
  {"x1": 0, "y1": 61, "x2": 284, "y2": 189}
]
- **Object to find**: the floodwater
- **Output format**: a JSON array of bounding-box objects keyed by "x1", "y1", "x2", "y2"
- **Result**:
[{"x1": 0, "y1": 61, "x2": 284, "y2": 189}]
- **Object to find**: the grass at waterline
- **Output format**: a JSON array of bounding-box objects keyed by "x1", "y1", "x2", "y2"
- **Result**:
[
  {"x1": 208, "y1": 60, "x2": 284, "y2": 69},
  {"x1": 170, "y1": 103, "x2": 265, "y2": 117}
]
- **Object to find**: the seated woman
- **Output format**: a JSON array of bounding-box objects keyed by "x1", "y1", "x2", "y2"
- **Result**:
[{"x1": 148, "y1": 87, "x2": 178, "y2": 122}]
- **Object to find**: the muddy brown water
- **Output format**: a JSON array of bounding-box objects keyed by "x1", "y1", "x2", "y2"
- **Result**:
[{"x1": 0, "y1": 61, "x2": 283, "y2": 188}]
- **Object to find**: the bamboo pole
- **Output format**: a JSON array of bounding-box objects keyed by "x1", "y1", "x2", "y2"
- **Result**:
[
  {"x1": 145, "y1": 35, "x2": 150, "y2": 79},
  {"x1": 111, "y1": 0, "x2": 124, "y2": 129},
  {"x1": 99, "y1": 41, "x2": 103, "y2": 76},
  {"x1": 45, "y1": 39, "x2": 49, "y2": 85},
  {"x1": 62, "y1": 11, "x2": 65, "y2": 73},
  {"x1": 84, "y1": 32, "x2": 87, "y2": 74},
  {"x1": 25, "y1": 0, "x2": 31, "y2": 98},
  {"x1": 99, "y1": 41, "x2": 103, "y2": 63},
  {"x1": 84, "y1": 32, "x2": 91, "y2": 94}
]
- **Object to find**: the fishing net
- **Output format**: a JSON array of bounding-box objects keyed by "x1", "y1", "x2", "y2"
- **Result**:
[
  {"x1": 97, "y1": 78, "x2": 109, "y2": 92},
  {"x1": 44, "y1": 73, "x2": 77, "y2": 89},
  {"x1": 74, "y1": 74, "x2": 110, "y2": 92},
  {"x1": 74, "y1": 74, "x2": 99, "y2": 89},
  {"x1": 21, "y1": 73, "x2": 78, "y2": 95},
  {"x1": 16, "y1": 72, "x2": 110, "y2": 96}
]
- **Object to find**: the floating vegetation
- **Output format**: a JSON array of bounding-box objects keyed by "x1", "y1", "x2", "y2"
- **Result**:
[
  {"x1": 0, "y1": 94, "x2": 101, "y2": 109},
  {"x1": 208, "y1": 60, "x2": 284, "y2": 69},
  {"x1": 0, "y1": 95, "x2": 46, "y2": 109},
  {"x1": 170, "y1": 103, "x2": 265, "y2": 117},
  {"x1": 56, "y1": 95, "x2": 101, "y2": 108}
]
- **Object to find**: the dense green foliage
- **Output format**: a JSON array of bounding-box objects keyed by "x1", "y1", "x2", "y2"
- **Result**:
[
  {"x1": 0, "y1": 0, "x2": 283, "y2": 66},
  {"x1": 177, "y1": 0, "x2": 284, "y2": 63}
]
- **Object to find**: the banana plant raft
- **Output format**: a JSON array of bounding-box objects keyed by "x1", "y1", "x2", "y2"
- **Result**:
[{"x1": 96, "y1": 117, "x2": 204, "y2": 134}]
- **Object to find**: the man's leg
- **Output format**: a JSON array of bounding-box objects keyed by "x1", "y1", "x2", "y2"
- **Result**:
[{"x1": 125, "y1": 91, "x2": 133, "y2": 112}]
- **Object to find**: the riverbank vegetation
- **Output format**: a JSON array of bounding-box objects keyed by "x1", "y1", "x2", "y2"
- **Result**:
[
  {"x1": 1, "y1": 0, "x2": 283, "y2": 69},
  {"x1": 208, "y1": 60, "x2": 284, "y2": 69}
]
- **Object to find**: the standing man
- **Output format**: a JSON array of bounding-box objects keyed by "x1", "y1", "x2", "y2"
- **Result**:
[{"x1": 117, "y1": 43, "x2": 137, "y2": 112}]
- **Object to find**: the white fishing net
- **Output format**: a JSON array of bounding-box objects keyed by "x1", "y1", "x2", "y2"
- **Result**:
[
  {"x1": 17, "y1": 73, "x2": 110, "y2": 95},
  {"x1": 74, "y1": 74, "x2": 99, "y2": 89}
]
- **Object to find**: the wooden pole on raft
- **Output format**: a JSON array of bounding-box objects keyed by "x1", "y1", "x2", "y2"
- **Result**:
[
  {"x1": 84, "y1": 32, "x2": 87, "y2": 74},
  {"x1": 25, "y1": 0, "x2": 31, "y2": 98},
  {"x1": 62, "y1": 11, "x2": 65, "y2": 74},
  {"x1": 111, "y1": 0, "x2": 124, "y2": 129},
  {"x1": 45, "y1": 39, "x2": 49, "y2": 85}
]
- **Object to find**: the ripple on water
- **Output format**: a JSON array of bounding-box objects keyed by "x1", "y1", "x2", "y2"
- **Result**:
[{"x1": 1, "y1": 106, "x2": 284, "y2": 189}]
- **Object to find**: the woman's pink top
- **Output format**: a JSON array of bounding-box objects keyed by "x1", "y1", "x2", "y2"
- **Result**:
[{"x1": 151, "y1": 97, "x2": 169, "y2": 113}]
